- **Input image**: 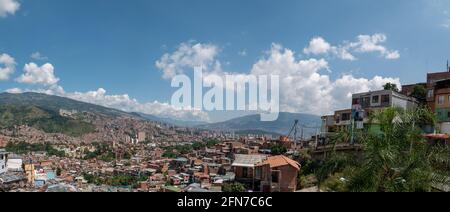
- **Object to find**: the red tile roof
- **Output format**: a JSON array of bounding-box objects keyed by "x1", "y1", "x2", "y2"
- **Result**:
[{"x1": 258, "y1": 155, "x2": 300, "y2": 170}]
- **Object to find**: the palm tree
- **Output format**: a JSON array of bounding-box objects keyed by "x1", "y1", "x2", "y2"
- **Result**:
[{"x1": 347, "y1": 107, "x2": 449, "y2": 192}]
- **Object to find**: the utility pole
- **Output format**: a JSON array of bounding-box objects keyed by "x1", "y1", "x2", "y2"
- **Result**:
[
  {"x1": 315, "y1": 129, "x2": 319, "y2": 150},
  {"x1": 350, "y1": 112, "x2": 355, "y2": 145},
  {"x1": 300, "y1": 127, "x2": 304, "y2": 147}
]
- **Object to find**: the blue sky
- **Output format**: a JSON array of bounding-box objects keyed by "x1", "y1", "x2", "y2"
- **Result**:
[{"x1": 0, "y1": 0, "x2": 450, "y2": 122}]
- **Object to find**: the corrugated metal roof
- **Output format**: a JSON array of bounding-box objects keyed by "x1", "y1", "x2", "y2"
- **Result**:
[{"x1": 231, "y1": 154, "x2": 267, "y2": 167}]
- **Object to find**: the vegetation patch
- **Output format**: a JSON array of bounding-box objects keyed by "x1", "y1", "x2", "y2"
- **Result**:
[{"x1": 0, "y1": 105, "x2": 95, "y2": 137}]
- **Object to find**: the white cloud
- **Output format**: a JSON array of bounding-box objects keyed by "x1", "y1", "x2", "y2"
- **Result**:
[
  {"x1": 0, "y1": 0, "x2": 20, "y2": 17},
  {"x1": 65, "y1": 88, "x2": 209, "y2": 121},
  {"x1": 303, "y1": 33, "x2": 400, "y2": 60},
  {"x1": 238, "y1": 49, "x2": 247, "y2": 56},
  {"x1": 441, "y1": 19, "x2": 450, "y2": 28},
  {"x1": 5, "y1": 87, "x2": 22, "y2": 94},
  {"x1": 331, "y1": 46, "x2": 357, "y2": 61},
  {"x1": 331, "y1": 75, "x2": 401, "y2": 110},
  {"x1": 156, "y1": 41, "x2": 401, "y2": 116},
  {"x1": 156, "y1": 42, "x2": 220, "y2": 79},
  {"x1": 0, "y1": 53, "x2": 16, "y2": 80},
  {"x1": 250, "y1": 44, "x2": 400, "y2": 115},
  {"x1": 349, "y1": 34, "x2": 400, "y2": 59},
  {"x1": 3, "y1": 84, "x2": 210, "y2": 122},
  {"x1": 8, "y1": 61, "x2": 210, "y2": 122},
  {"x1": 16, "y1": 63, "x2": 60, "y2": 86},
  {"x1": 31, "y1": 52, "x2": 49, "y2": 61},
  {"x1": 303, "y1": 37, "x2": 332, "y2": 55}
]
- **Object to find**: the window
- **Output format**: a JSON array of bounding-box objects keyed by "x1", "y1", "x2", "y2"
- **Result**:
[
  {"x1": 438, "y1": 96, "x2": 445, "y2": 105},
  {"x1": 255, "y1": 167, "x2": 261, "y2": 179},
  {"x1": 427, "y1": 89, "x2": 434, "y2": 98},
  {"x1": 372, "y1": 95, "x2": 380, "y2": 103},
  {"x1": 242, "y1": 167, "x2": 248, "y2": 178},
  {"x1": 342, "y1": 113, "x2": 351, "y2": 121},
  {"x1": 381, "y1": 95, "x2": 390, "y2": 104},
  {"x1": 448, "y1": 112, "x2": 450, "y2": 118},
  {"x1": 438, "y1": 112, "x2": 443, "y2": 117},
  {"x1": 352, "y1": 98, "x2": 360, "y2": 105},
  {"x1": 271, "y1": 171, "x2": 279, "y2": 183}
]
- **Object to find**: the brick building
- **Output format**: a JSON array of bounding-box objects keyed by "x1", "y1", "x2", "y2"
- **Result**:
[{"x1": 255, "y1": 155, "x2": 300, "y2": 192}]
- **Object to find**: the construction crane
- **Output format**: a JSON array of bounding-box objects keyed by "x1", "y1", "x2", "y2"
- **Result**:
[
  {"x1": 287, "y1": 120, "x2": 300, "y2": 148},
  {"x1": 287, "y1": 120, "x2": 322, "y2": 149}
]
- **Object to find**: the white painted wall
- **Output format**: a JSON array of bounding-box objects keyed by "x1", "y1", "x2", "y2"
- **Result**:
[
  {"x1": 0, "y1": 153, "x2": 6, "y2": 175},
  {"x1": 7, "y1": 159, "x2": 23, "y2": 171}
]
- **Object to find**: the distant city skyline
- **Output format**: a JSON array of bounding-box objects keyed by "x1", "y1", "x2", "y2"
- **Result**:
[{"x1": 1, "y1": 0, "x2": 450, "y2": 122}]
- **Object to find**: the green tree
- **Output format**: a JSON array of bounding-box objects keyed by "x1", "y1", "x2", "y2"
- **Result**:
[
  {"x1": 347, "y1": 107, "x2": 449, "y2": 192},
  {"x1": 222, "y1": 182, "x2": 246, "y2": 192},
  {"x1": 383, "y1": 83, "x2": 399, "y2": 92},
  {"x1": 411, "y1": 85, "x2": 427, "y2": 103},
  {"x1": 270, "y1": 144, "x2": 287, "y2": 155}
]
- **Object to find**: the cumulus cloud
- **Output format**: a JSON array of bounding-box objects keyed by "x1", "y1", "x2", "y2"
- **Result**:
[
  {"x1": 65, "y1": 88, "x2": 210, "y2": 121},
  {"x1": 0, "y1": 0, "x2": 19, "y2": 17},
  {"x1": 303, "y1": 37, "x2": 331, "y2": 55},
  {"x1": 155, "y1": 41, "x2": 401, "y2": 116},
  {"x1": 16, "y1": 63, "x2": 60, "y2": 86},
  {"x1": 156, "y1": 42, "x2": 220, "y2": 79},
  {"x1": 31, "y1": 52, "x2": 49, "y2": 61},
  {"x1": 0, "y1": 53, "x2": 16, "y2": 80},
  {"x1": 350, "y1": 34, "x2": 400, "y2": 59},
  {"x1": 303, "y1": 33, "x2": 400, "y2": 60},
  {"x1": 6, "y1": 36, "x2": 403, "y2": 122},
  {"x1": 8, "y1": 62, "x2": 210, "y2": 122},
  {"x1": 250, "y1": 44, "x2": 400, "y2": 115}
]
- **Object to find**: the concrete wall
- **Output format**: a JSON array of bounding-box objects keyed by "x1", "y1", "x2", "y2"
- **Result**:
[
  {"x1": 258, "y1": 164, "x2": 298, "y2": 192},
  {"x1": 274, "y1": 165, "x2": 298, "y2": 192},
  {"x1": 440, "y1": 122, "x2": 450, "y2": 135}
]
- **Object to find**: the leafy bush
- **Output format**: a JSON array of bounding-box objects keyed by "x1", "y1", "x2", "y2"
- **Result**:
[
  {"x1": 270, "y1": 144, "x2": 287, "y2": 155},
  {"x1": 222, "y1": 182, "x2": 246, "y2": 192}
]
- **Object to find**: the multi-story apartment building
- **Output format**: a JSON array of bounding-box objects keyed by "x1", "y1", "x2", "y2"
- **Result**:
[
  {"x1": 351, "y1": 90, "x2": 418, "y2": 132},
  {"x1": 424, "y1": 68, "x2": 450, "y2": 134},
  {"x1": 321, "y1": 115, "x2": 335, "y2": 133},
  {"x1": 321, "y1": 109, "x2": 352, "y2": 134},
  {"x1": 352, "y1": 90, "x2": 418, "y2": 111},
  {"x1": 426, "y1": 69, "x2": 450, "y2": 111},
  {"x1": 321, "y1": 89, "x2": 418, "y2": 135},
  {"x1": 433, "y1": 79, "x2": 450, "y2": 134},
  {"x1": 334, "y1": 109, "x2": 353, "y2": 131}
]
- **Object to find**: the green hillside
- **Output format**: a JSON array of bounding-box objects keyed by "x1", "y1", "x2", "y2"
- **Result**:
[
  {"x1": 0, "y1": 92, "x2": 133, "y2": 118},
  {"x1": 0, "y1": 105, "x2": 95, "y2": 137}
]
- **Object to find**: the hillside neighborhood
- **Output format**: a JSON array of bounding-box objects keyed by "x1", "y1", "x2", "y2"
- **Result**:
[{"x1": 0, "y1": 67, "x2": 449, "y2": 192}]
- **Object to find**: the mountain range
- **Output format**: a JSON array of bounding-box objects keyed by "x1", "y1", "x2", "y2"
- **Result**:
[
  {"x1": 0, "y1": 92, "x2": 322, "y2": 138},
  {"x1": 196, "y1": 112, "x2": 321, "y2": 137},
  {"x1": 0, "y1": 92, "x2": 135, "y2": 118}
]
